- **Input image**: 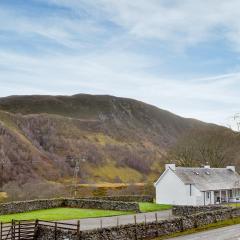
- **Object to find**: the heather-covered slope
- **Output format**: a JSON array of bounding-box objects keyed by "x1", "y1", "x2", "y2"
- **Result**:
[{"x1": 0, "y1": 94, "x2": 232, "y2": 187}]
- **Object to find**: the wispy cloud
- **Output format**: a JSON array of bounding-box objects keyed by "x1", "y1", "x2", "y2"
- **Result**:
[
  {"x1": 40, "y1": 0, "x2": 240, "y2": 50},
  {"x1": 0, "y1": 0, "x2": 240, "y2": 127}
]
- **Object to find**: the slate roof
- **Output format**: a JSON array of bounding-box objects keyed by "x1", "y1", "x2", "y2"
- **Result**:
[{"x1": 174, "y1": 167, "x2": 240, "y2": 191}]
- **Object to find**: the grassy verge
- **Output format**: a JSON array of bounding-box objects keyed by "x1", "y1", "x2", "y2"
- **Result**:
[
  {"x1": 139, "y1": 202, "x2": 172, "y2": 212},
  {"x1": 0, "y1": 208, "x2": 133, "y2": 223},
  {"x1": 225, "y1": 203, "x2": 240, "y2": 208},
  {"x1": 154, "y1": 217, "x2": 240, "y2": 239}
]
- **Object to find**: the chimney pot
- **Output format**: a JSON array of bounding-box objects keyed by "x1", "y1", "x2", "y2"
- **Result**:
[
  {"x1": 204, "y1": 165, "x2": 210, "y2": 169},
  {"x1": 227, "y1": 166, "x2": 235, "y2": 172},
  {"x1": 165, "y1": 164, "x2": 176, "y2": 171}
]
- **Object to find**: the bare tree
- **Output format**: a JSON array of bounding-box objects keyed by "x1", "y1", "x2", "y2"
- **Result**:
[{"x1": 166, "y1": 127, "x2": 239, "y2": 168}]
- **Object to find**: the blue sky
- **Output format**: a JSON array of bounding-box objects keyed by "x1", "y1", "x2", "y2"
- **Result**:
[{"x1": 1, "y1": 0, "x2": 240, "y2": 127}]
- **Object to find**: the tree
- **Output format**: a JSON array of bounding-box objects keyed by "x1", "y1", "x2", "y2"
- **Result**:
[{"x1": 166, "y1": 127, "x2": 240, "y2": 168}]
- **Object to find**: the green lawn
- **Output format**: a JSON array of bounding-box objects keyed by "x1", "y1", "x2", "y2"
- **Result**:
[
  {"x1": 225, "y1": 203, "x2": 240, "y2": 208},
  {"x1": 139, "y1": 202, "x2": 172, "y2": 212},
  {"x1": 0, "y1": 208, "x2": 133, "y2": 223}
]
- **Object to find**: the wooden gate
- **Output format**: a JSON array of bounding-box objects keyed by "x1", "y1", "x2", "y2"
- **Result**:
[{"x1": 0, "y1": 220, "x2": 37, "y2": 240}]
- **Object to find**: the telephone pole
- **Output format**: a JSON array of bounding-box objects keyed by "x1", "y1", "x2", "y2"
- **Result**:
[
  {"x1": 233, "y1": 113, "x2": 240, "y2": 131},
  {"x1": 69, "y1": 156, "x2": 86, "y2": 198}
]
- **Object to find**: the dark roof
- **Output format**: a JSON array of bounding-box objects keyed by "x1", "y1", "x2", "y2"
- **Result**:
[{"x1": 175, "y1": 167, "x2": 240, "y2": 191}]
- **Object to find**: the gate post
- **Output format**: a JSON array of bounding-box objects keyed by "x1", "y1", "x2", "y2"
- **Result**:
[
  {"x1": 18, "y1": 221, "x2": 20, "y2": 240},
  {"x1": 0, "y1": 222, "x2": 2, "y2": 240},
  {"x1": 11, "y1": 220, "x2": 15, "y2": 240}
]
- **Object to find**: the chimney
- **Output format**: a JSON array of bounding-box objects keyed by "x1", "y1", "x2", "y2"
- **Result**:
[
  {"x1": 204, "y1": 165, "x2": 210, "y2": 169},
  {"x1": 165, "y1": 164, "x2": 176, "y2": 171},
  {"x1": 227, "y1": 166, "x2": 235, "y2": 172}
]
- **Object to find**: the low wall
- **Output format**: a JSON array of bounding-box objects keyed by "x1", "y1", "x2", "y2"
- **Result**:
[
  {"x1": 79, "y1": 195, "x2": 153, "y2": 203},
  {"x1": 65, "y1": 199, "x2": 140, "y2": 212},
  {"x1": 0, "y1": 198, "x2": 139, "y2": 215},
  {"x1": 0, "y1": 199, "x2": 64, "y2": 215},
  {"x1": 36, "y1": 207, "x2": 240, "y2": 240},
  {"x1": 172, "y1": 205, "x2": 230, "y2": 216}
]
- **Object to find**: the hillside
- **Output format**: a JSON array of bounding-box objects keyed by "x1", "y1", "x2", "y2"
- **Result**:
[{"x1": 0, "y1": 94, "x2": 238, "y2": 198}]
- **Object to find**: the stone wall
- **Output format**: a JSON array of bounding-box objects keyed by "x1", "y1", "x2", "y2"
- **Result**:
[
  {"x1": 79, "y1": 195, "x2": 153, "y2": 203},
  {"x1": 0, "y1": 199, "x2": 64, "y2": 215},
  {"x1": 36, "y1": 207, "x2": 240, "y2": 240},
  {"x1": 172, "y1": 205, "x2": 230, "y2": 216},
  {"x1": 65, "y1": 199, "x2": 140, "y2": 212},
  {"x1": 0, "y1": 198, "x2": 139, "y2": 215}
]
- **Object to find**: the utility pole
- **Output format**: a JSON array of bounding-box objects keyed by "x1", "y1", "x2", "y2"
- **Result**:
[
  {"x1": 0, "y1": 147, "x2": 6, "y2": 190},
  {"x1": 233, "y1": 113, "x2": 240, "y2": 132},
  {"x1": 69, "y1": 156, "x2": 86, "y2": 198}
]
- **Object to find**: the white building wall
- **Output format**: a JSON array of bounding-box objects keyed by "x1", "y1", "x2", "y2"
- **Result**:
[{"x1": 155, "y1": 169, "x2": 201, "y2": 205}]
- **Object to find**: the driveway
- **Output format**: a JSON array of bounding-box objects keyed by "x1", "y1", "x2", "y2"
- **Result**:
[
  {"x1": 168, "y1": 224, "x2": 240, "y2": 240},
  {"x1": 60, "y1": 209, "x2": 172, "y2": 231}
]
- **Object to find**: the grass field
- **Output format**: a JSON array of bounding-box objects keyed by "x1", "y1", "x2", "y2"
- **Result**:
[
  {"x1": 139, "y1": 202, "x2": 172, "y2": 212},
  {"x1": 0, "y1": 208, "x2": 133, "y2": 223},
  {"x1": 0, "y1": 202, "x2": 172, "y2": 223}
]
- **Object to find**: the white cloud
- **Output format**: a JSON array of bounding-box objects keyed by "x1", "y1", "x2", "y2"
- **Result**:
[
  {"x1": 0, "y1": 6, "x2": 104, "y2": 49},
  {"x1": 0, "y1": 0, "x2": 240, "y2": 126},
  {"x1": 40, "y1": 0, "x2": 240, "y2": 50},
  {"x1": 0, "y1": 48, "x2": 240, "y2": 125}
]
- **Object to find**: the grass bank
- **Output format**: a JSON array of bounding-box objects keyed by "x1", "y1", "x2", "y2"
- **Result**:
[
  {"x1": 154, "y1": 217, "x2": 240, "y2": 239},
  {"x1": 139, "y1": 202, "x2": 172, "y2": 212},
  {"x1": 0, "y1": 208, "x2": 133, "y2": 223}
]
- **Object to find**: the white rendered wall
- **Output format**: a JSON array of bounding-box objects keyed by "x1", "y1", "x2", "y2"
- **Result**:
[{"x1": 155, "y1": 169, "x2": 200, "y2": 205}]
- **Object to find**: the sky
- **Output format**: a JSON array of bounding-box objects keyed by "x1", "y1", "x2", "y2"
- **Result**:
[{"x1": 0, "y1": 0, "x2": 240, "y2": 128}]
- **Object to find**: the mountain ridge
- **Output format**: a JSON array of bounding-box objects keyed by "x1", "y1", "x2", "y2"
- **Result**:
[{"x1": 0, "y1": 94, "x2": 235, "y2": 194}]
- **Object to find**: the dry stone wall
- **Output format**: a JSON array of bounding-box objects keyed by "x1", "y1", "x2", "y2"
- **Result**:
[
  {"x1": 0, "y1": 198, "x2": 139, "y2": 215},
  {"x1": 36, "y1": 207, "x2": 240, "y2": 240},
  {"x1": 172, "y1": 205, "x2": 230, "y2": 216},
  {"x1": 0, "y1": 199, "x2": 64, "y2": 215},
  {"x1": 65, "y1": 199, "x2": 140, "y2": 212},
  {"x1": 80, "y1": 195, "x2": 153, "y2": 203}
]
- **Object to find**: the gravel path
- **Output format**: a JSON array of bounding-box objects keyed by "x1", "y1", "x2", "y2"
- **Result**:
[{"x1": 60, "y1": 209, "x2": 172, "y2": 231}]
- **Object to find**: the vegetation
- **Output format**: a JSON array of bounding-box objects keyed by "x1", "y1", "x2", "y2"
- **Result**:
[
  {"x1": 139, "y1": 202, "x2": 172, "y2": 212},
  {"x1": 155, "y1": 217, "x2": 240, "y2": 239},
  {"x1": 0, "y1": 208, "x2": 133, "y2": 223},
  {"x1": 166, "y1": 127, "x2": 240, "y2": 168},
  {"x1": 0, "y1": 94, "x2": 239, "y2": 200},
  {"x1": 226, "y1": 203, "x2": 240, "y2": 208}
]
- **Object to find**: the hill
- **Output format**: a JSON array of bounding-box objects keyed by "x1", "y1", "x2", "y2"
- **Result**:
[{"x1": 0, "y1": 94, "x2": 238, "y2": 199}]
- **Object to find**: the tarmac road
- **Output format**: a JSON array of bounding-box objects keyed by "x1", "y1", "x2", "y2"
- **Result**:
[{"x1": 168, "y1": 224, "x2": 240, "y2": 240}]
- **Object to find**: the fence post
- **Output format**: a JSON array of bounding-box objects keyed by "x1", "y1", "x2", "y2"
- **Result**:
[
  {"x1": 54, "y1": 222, "x2": 57, "y2": 240},
  {"x1": 117, "y1": 217, "x2": 119, "y2": 229},
  {"x1": 155, "y1": 213, "x2": 159, "y2": 237},
  {"x1": 77, "y1": 220, "x2": 80, "y2": 236},
  {"x1": 180, "y1": 218, "x2": 184, "y2": 232},
  {"x1": 34, "y1": 219, "x2": 39, "y2": 239},
  {"x1": 0, "y1": 222, "x2": 2, "y2": 240},
  {"x1": 100, "y1": 219, "x2": 103, "y2": 230},
  {"x1": 134, "y1": 215, "x2": 137, "y2": 240}
]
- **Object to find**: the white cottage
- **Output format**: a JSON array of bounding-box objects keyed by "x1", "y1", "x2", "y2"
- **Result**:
[{"x1": 154, "y1": 164, "x2": 240, "y2": 206}]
